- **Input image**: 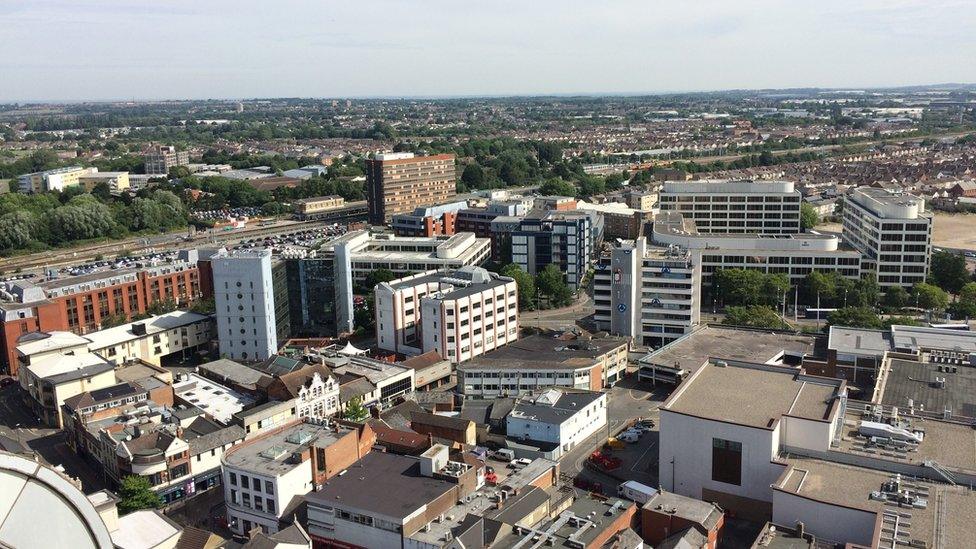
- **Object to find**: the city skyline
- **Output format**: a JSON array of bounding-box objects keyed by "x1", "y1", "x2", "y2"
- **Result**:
[{"x1": 2, "y1": 0, "x2": 975, "y2": 101}]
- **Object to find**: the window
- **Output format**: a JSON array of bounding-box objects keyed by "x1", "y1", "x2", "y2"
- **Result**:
[
  {"x1": 229, "y1": 472, "x2": 237, "y2": 486},
  {"x1": 265, "y1": 481, "x2": 273, "y2": 495},
  {"x1": 711, "y1": 438, "x2": 742, "y2": 486},
  {"x1": 241, "y1": 475, "x2": 249, "y2": 489},
  {"x1": 266, "y1": 499, "x2": 276, "y2": 514}
]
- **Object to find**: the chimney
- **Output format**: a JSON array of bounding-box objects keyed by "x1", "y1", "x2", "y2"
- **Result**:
[{"x1": 795, "y1": 521, "x2": 805, "y2": 538}]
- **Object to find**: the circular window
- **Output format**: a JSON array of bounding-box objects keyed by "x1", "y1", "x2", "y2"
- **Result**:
[
  {"x1": 236, "y1": 282, "x2": 242, "y2": 288},
  {"x1": 239, "y1": 317, "x2": 245, "y2": 323},
  {"x1": 237, "y1": 293, "x2": 243, "y2": 299},
  {"x1": 241, "y1": 340, "x2": 247, "y2": 346},
  {"x1": 240, "y1": 329, "x2": 245, "y2": 334},
  {"x1": 238, "y1": 305, "x2": 244, "y2": 311},
  {"x1": 241, "y1": 352, "x2": 248, "y2": 359}
]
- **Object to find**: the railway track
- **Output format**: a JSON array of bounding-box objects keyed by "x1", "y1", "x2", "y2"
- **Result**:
[{"x1": 0, "y1": 219, "x2": 335, "y2": 273}]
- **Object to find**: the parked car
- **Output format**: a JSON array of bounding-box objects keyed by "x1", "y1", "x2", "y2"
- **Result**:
[
  {"x1": 617, "y1": 480, "x2": 658, "y2": 505},
  {"x1": 509, "y1": 458, "x2": 532, "y2": 469},
  {"x1": 618, "y1": 431, "x2": 640, "y2": 443},
  {"x1": 492, "y1": 449, "x2": 515, "y2": 461}
]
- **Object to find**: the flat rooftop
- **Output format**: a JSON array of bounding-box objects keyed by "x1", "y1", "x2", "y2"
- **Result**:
[
  {"x1": 510, "y1": 389, "x2": 604, "y2": 425},
  {"x1": 85, "y1": 311, "x2": 209, "y2": 350},
  {"x1": 305, "y1": 452, "x2": 457, "y2": 520},
  {"x1": 877, "y1": 358, "x2": 976, "y2": 419},
  {"x1": 826, "y1": 326, "x2": 892, "y2": 357},
  {"x1": 662, "y1": 361, "x2": 842, "y2": 429},
  {"x1": 833, "y1": 409, "x2": 976, "y2": 475},
  {"x1": 890, "y1": 325, "x2": 976, "y2": 354},
  {"x1": 639, "y1": 325, "x2": 817, "y2": 376},
  {"x1": 173, "y1": 373, "x2": 255, "y2": 424},
  {"x1": 775, "y1": 457, "x2": 976, "y2": 549},
  {"x1": 223, "y1": 422, "x2": 343, "y2": 477},
  {"x1": 459, "y1": 334, "x2": 627, "y2": 371}
]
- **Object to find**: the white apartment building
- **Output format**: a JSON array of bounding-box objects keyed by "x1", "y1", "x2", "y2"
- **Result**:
[
  {"x1": 659, "y1": 359, "x2": 846, "y2": 518},
  {"x1": 84, "y1": 311, "x2": 213, "y2": 366},
  {"x1": 213, "y1": 249, "x2": 278, "y2": 361},
  {"x1": 594, "y1": 237, "x2": 701, "y2": 348},
  {"x1": 506, "y1": 389, "x2": 607, "y2": 457},
  {"x1": 842, "y1": 186, "x2": 932, "y2": 290},
  {"x1": 374, "y1": 266, "x2": 518, "y2": 363},
  {"x1": 658, "y1": 179, "x2": 802, "y2": 234},
  {"x1": 324, "y1": 230, "x2": 491, "y2": 334},
  {"x1": 652, "y1": 212, "x2": 861, "y2": 288}
]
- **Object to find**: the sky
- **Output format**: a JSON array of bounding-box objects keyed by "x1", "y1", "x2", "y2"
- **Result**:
[{"x1": 2, "y1": 0, "x2": 975, "y2": 101}]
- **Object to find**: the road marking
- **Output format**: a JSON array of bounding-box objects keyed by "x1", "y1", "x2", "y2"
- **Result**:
[{"x1": 631, "y1": 440, "x2": 658, "y2": 472}]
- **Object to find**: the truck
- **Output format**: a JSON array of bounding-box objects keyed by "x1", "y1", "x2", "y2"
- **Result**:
[{"x1": 617, "y1": 480, "x2": 658, "y2": 505}]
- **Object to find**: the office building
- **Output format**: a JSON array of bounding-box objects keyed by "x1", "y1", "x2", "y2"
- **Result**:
[
  {"x1": 221, "y1": 420, "x2": 374, "y2": 536},
  {"x1": 0, "y1": 251, "x2": 204, "y2": 375},
  {"x1": 323, "y1": 231, "x2": 491, "y2": 334},
  {"x1": 652, "y1": 212, "x2": 861, "y2": 288},
  {"x1": 365, "y1": 152, "x2": 457, "y2": 225},
  {"x1": 658, "y1": 179, "x2": 802, "y2": 234},
  {"x1": 213, "y1": 249, "x2": 278, "y2": 361},
  {"x1": 374, "y1": 266, "x2": 519, "y2": 363},
  {"x1": 17, "y1": 166, "x2": 96, "y2": 193},
  {"x1": 506, "y1": 389, "x2": 607, "y2": 459},
  {"x1": 512, "y1": 210, "x2": 594, "y2": 291},
  {"x1": 285, "y1": 256, "x2": 338, "y2": 337},
  {"x1": 457, "y1": 333, "x2": 629, "y2": 398},
  {"x1": 78, "y1": 171, "x2": 130, "y2": 194},
  {"x1": 841, "y1": 186, "x2": 933, "y2": 289},
  {"x1": 390, "y1": 200, "x2": 467, "y2": 237},
  {"x1": 594, "y1": 237, "x2": 701, "y2": 348},
  {"x1": 143, "y1": 144, "x2": 190, "y2": 176}
]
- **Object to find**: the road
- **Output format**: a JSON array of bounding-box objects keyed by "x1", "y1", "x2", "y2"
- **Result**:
[
  {"x1": 0, "y1": 382, "x2": 107, "y2": 492},
  {"x1": 520, "y1": 293, "x2": 595, "y2": 330}
]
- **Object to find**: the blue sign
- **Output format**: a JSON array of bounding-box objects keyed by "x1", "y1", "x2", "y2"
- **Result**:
[{"x1": 617, "y1": 303, "x2": 628, "y2": 313}]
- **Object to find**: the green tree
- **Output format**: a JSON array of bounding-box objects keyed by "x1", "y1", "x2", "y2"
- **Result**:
[
  {"x1": 0, "y1": 211, "x2": 35, "y2": 251},
  {"x1": 536, "y1": 264, "x2": 572, "y2": 308},
  {"x1": 461, "y1": 163, "x2": 485, "y2": 189},
  {"x1": 117, "y1": 476, "x2": 162, "y2": 515},
  {"x1": 128, "y1": 198, "x2": 164, "y2": 232},
  {"x1": 261, "y1": 201, "x2": 286, "y2": 216},
  {"x1": 500, "y1": 263, "x2": 536, "y2": 310},
  {"x1": 928, "y1": 251, "x2": 970, "y2": 294},
  {"x1": 167, "y1": 166, "x2": 192, "y2": 179},
  {"x1": 800, "y1": 202, "x2": 820, "y2": 230},
  {"x1": 49, "y1": 201, "x2": 115, "y2": 242},
  {"x1": 826, "y1": 307, "x2": 883, "y2": 329},
  {"x1": 723, "y1": 305, "x2": 788, "y2": 329},
  {"x1": 533, "y1": 141, "x2": 564, "y2": 165},
  {"x1": 912, "y1": 282, "x2": 949, "y2": 311},
  {"x1": 147, "y1": 297, "x2": 178, "y2": 315},
  {"x1": 538, "y1": 177, "x2": 577, "y2": 198},
  {"x1": 343, "y1": 397, "x2": 369, "y2": 422},
  {"x1": 882, "y1": 285, "x2": 910, "y2": 310},
  {"x1": 363, "y1": 268, "x2": 396, "y2": 292},
  {"x1": 190, "y1": 297, "x2": 216, "y2": 315}
]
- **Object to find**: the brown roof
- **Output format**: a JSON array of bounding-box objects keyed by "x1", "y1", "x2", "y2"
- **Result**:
[
  {"x1": 399, "y1": 351, "x2": 446, "y2": 370},
  {"x1": 369, "y1": 423, "x2": 430, "y2": 451},
  {"x1": 411, "y1": 410, "x2": 473, "y2": 432},
  {"x1": 249, "y1": 176, "x2": 301, "y2": 192},
  {"x1": 271, "y1": 364, "x2": 335, "y2": 398}
]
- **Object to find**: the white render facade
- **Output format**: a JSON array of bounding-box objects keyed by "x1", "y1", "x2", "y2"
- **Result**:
[
  {"x1": 296, "y1": 372, "x2": 340, "y2": 420},
  {"x1": 658, "y1": 179, "x2": 802, "y2": 234},
  {"x1": 213, "y1": 249, "x2": 278, "y2": 361},
  {"x1": 374, "y1": 267, "x2": 519, "y2": 363},
  {"x1": 842, "y1": 186, "x2": 932, "y2": 290},
  {"x1": 506, "y1": 390, "x2": 608, "y2": 454},
  {"x1": 594, "y1": 237, "x2": 701, "y2": 348}
]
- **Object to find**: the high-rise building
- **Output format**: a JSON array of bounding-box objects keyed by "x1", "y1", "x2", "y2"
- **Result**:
[
  {"x1": 594, "y1": 237, "x2": 701, "y2": 348},
  {"x1": 285, "y1": 257, "x2": 338, "y2": 337},
  {"x1": 143, "y1": 144, "x2": 190, "y2": 176},
  {"x1": 842, "y1": 187, "x2": 932, "y2": 290},
  {"x1": 374, "y1": 266, "x2": 519, "y2": 363},
  {"x1": 512, "y1": 210, "x2": 595, "y2": 291},
  {"x1": 365, "y1": 152, "x2": 456, "y2": 225},
  {"x1": 212, "y1": 249, "x2": 278, "y2": 361},
  {"x1": 658, "y1": 180, "x2": 802, "y2": 234}
]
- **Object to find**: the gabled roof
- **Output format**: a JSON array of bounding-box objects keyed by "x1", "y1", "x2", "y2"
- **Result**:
[{"x1": 271, "y1": 364, "x2": 335, "y2": 398}]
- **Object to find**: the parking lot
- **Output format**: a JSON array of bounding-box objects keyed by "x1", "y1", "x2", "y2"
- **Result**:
[{"x1": 558, "y1": 379, "x2": 669, "y2": 496}]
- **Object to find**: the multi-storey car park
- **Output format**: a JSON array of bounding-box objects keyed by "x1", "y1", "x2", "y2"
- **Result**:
[{"x1": 841, "y1": 186, "x2": 933, "y2": 290}]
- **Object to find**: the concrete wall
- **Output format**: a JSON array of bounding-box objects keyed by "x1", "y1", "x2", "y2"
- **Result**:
[{"x1": 771, "y1": 489, "x2": 877, "y2": 547}]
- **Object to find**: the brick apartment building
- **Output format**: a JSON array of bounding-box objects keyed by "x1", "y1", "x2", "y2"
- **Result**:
[
  {"x1": 0, "y1": 254, "x2": 206, "y2": 375},
  {"x1": 366, "y1": 152, "x2": 457, "y2": 225}
]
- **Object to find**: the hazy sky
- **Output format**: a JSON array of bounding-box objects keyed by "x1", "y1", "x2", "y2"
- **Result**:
[{"x1": 2, "y1": 0, "x2": 975, "y2": 101}]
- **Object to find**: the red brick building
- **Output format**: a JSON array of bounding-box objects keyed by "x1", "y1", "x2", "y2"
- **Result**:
[{"x1": 1, "y1": 257, "x2": 207, "y2": 375}]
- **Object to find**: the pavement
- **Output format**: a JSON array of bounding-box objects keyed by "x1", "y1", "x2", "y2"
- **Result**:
[
  {"x1": 520, "y1": 292, "x2": 595, "y2": 330},
  {"x1": 557, "y1": 379, "x2": 668, "y2": 489},
  {"x1": 0, "y1": 381, "x2": 107, "y2": 493}
]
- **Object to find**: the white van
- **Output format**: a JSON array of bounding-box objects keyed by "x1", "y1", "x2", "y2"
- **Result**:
[
  {"x1": 492, "y1": 448, "x2": 515, "y2": 461},
  {"x1": 617, "y1": 480, "x2": 658, "y2": 505}
]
